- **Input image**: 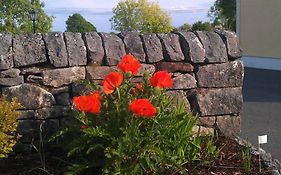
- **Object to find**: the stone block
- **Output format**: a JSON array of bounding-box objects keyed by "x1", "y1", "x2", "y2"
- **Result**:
[
  {"x1": 195, "y1": 31, "x2": 227, "y2": 63},
  {"x1": 0, "y1": 68, "x2": 20, "y2": 78},
  {"x1": 130, "y1": 77, "x2": 143, "y2": 83},
  {"x1": 71, "y1": 82, "x2": 92, "y2": 97},
  {"x1": 17, "y1": 120, "x2": 39, "y2": 143},
  {"x1": 198, "y1": 116, "x2": 216, "y2": 127},
  {"x1": 0, "y1": 33, "x2": 13, "y2": 70},
  {"x1": 166, "y1": 90, "x2": 191, "y2": 112},
  {"x1": 26, "y1": 75, "x2": 43, "y2": 84},
  {"x1": 158, "y1": 33, "x2": 184, "y2": 61},
  {"x1": 0, "y1": 76, "x2": 24, "y2": 87},
  {"x1": 17, "y1": 119, "x2": 60, "y2": 143},
  {"x1": 20, "y1": 67, "x2": 42, "y2": 75},
  {"x1": 50, "y1": 86, "x2": 69, "y2": 95},
  {"x1": 176, "y1": 31, "x2": 205, "y2": 63},
  {"x1": 42, "y1": 67, "x2": 86, "y2": 87},
  {"x1": 190, "y1": 88, "x2": 243, "y2": 116},
  {"x1": 216, "y1": 30, "x2": 242, "y2": 59},
  {"x1": 138, "y1": 64, "x2": 155, "y2": 76},
  {"x1": 172, "y1": 73, "x2": 197, "y2": 89},
  {"x1": 196, "y1": 60, "x2": 244, "y2": 88},
  {"x1": 64, "y1": 32, "x2": 87, "y2": 66},
  {"x1": 192, "y1": 126, "x2": 215, "y2": 136},
  {"x1": 35, "y1": 106, "x2": 70, "y2": 119},
  {"x1": 216, "y1": 115, "x2": 241, "y2": 137},
  {"x1": 141, "y1": 34, "x2": 164, "y2": 63},
  {"x1": 13, "y1": 34, "x2": 47, "y2": 67},
  {"x1": 119, "y1": 32, "x2": 145, "y2": 62},
  {"x1": 99, "y1": 33, "x2": 126, "y2": 65},
  {"x1": 43, "y1": 32, "x2": 68, "y2": 67},
  {"x1": 86, "y1": 66, "x2": 118, "y2": 80},
  {"x1": 2, "y1": 83, "x2": 55, "y2": 109},
  {"x1": 197, "y1": 114, "x2": 242, "y2": 137},
  {"x1": 18, "y1": 110, "x2": 35, "y2": 120},
  {"x1": 55, "y1": 92, "x2": 71, "y2": 106},
  {"x1": 39, "y1": 119, "x2": 60, "y2": 138},
  {"x1": 155, "y1": 62, "x2": 194, "y2": 73},
  {"x1": 13, "y1": 143, "x2": 33, "y2": 154},
  {"x1": 60, "y1": 117, "x2": 73, "y2": 128},
  {"x1": 83, "y1": 32, "x2": 104, "y2": 65},
  {"x1": 0, "y1": 68, "x2": 23, "y2": 86}
]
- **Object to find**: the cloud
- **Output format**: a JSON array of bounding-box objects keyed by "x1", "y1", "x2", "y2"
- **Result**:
[{"x1": 43, "y1": 0, "x2": 119, "y2": 9}]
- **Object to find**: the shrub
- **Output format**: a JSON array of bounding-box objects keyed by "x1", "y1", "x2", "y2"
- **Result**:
[
  {"x1": 0, "y1": 97, "x2": 21, "y2": 158},
  {"x1": 53, "y1": 54, "x2": 219, "y2": 174}
]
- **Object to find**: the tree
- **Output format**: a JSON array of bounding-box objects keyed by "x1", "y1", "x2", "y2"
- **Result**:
[
  {"x1": 208, "y1": 0, "x2": 236, "y2": 31},
  {"x1": 0, "y1": 0, "x2": 53, "y2": 34},
  {"x1": 110, "y1": 0, "x2": 173, "y2": 33},
  {"x1": 176, "y1": 23, "x2": 192, "y2": 32},
  {"x1": 65, "y1": 13, "x2": 97, "y2": 32},
  {"x1": 191, "y1": 21, "x2": 212, "y2": 31}
]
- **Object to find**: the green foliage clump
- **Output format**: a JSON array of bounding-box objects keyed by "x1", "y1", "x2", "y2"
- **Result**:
[
  {"x1": 0, "y1": 98, "x2": 22, "y2": 158},
  {"x1": 110, "y1": 0, "x2": 173, "y2": 33},
  {"x1": 176, "y1": 22, "x2": 213, "y2": 32},
  {"x1": 65, "y1": 13, "x2": 97, "y2": 32},
  {"x1": 176, "y1": 23, "x2": 192, "y2": 32},
  {"x1": 191, "y1": 21, "x2": 212, "y2": 31},
  {"x1": 0, "y1": 0, "x2": 53, "y2": 34}
]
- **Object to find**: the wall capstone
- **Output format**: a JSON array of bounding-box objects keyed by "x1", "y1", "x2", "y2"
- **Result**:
[
  {"x1": 83, "y1": 32, "x2": 105, "y2": 65},
  {"x1": 176, "y1": 31, "x2": 205, "y2": 63},
  {"x1": 157, "y1": 33, "x2": 185, "y2": 61},
  {"x1": 64, "y1": 32, "x2": 87, "y2": 66},
  {"x1": 119, "y1": 32, "x2": 146, "y2": 62},
  {"x1": 43, "y1": 32, "x2": 68, "y2": 67},
  {"x1": 13, "y1": 34, "x2": 47, "y2": 67},
  {"x1": 0, "y1": 33, "x2": 13, "y2": 70},
  {"x1": 195, "y1": 31, "x2": 228, "y2": 63},
  {"x1": 141, "y1": 33, "x2": 164, "y2": 63},
  {"x1": 99, "y1": 33, "x2": 126, "y2": 65}
]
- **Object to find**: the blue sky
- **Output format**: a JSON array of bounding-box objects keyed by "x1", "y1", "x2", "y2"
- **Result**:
[
  {"x1": 42, "y1": 0, "x2": 216, "y2": 32},
  {"x1": 43, "y1": 0, "x2": 215, "y2": 11}
]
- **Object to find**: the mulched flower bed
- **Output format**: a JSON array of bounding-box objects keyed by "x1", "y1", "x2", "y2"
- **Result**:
[{"x1": 0, "y1": 137, "x2": 275, "y2": 175}]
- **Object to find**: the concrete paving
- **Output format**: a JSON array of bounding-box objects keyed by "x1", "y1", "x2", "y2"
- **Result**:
[{"x1": 241, "y1": 68, "x2": 281, "y2": 160}]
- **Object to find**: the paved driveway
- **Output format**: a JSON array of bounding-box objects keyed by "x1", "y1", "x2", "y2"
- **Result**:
[{"x1": 241, "y1": 68, "x2": 281, "y2": 160}]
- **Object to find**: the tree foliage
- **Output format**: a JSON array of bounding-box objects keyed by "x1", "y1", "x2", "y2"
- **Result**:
[
  {"x1": 208, "y1": 0, "x2": 236, "y2": 31},
  {"x1": 191, "y1": 21, "x2": 212, "y2": 31},
  {"x1": 110, "y1": 0, "x2": 173, "y2": 33},
  {"x1": 65, "y1": 13, "x2": 97, "y2": 32},
  {"x1": 0, "y1": 0, "x2": 53, "y2": 34}
]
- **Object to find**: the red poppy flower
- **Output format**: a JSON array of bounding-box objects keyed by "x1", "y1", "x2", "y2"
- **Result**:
[
  {"x1": 73, "y1": 91, "x2": 101, "y2": 114},
  {"x1": 117, "y1": 54, "x2": 141, "y2": 76},
  {"x1": 149, "y1": 71, "x2": 173, "y2": 88},
  {"x1": 102, "y1": 72, "x2": 123, "y2": 94},
  {"x1": 129, "y1": 99, "x2": 157, "y2": 118}
]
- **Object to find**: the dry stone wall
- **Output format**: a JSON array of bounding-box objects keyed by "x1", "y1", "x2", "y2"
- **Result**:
[{"x1": 0, "y1": 31, "x2": 243, "y2": 153}]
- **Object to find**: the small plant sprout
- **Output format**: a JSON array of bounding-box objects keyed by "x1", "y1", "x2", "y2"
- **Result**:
[{"x1": 242, "y1": 139, "x2": 252, "y2": 172}]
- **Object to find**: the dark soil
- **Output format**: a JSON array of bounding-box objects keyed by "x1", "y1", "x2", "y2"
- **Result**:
[{"x1": 0, "y1": 137, "x2": 274, "y2": 175}]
